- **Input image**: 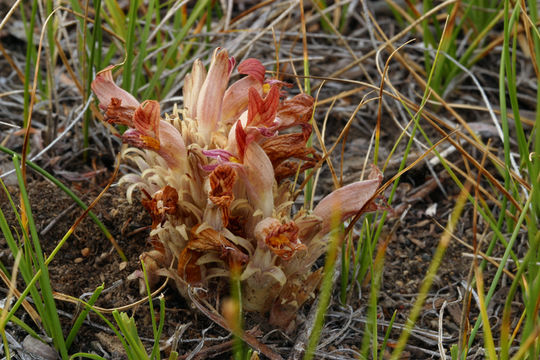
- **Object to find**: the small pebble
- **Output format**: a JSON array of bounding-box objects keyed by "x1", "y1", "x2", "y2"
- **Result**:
[
  {"x1": 22, "y1": 335, "x2": 57, "y2": 360},
  {"x1": 81, "y1": 247, "x2": 91, "y2": 257},
  {"x1": 119, "y1": 261, "x2": 128, "y2": 271},
  {"x1": 74, "y1": 257, "x2": 83, "y2": 264}
]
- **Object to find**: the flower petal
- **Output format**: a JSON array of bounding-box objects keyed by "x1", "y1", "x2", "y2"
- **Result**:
[
  {"x1": 187, "y1": 225, "x2": 249, "y2": 268},
  {"x1": 234, "y1": 120, "x2": 248, "y2": 160},
  {"x1": 122, "y1": 100, "x2": 161, "y2": 151},
  {"x1": 275, "y1": 93, "x2": 313, "y2": 130},
  {"x1": 247, "y1": 85, "x2": 280, "y2": 128},
  {"x1": 177, "y1": 248, "x2": 203, "y2": 283},
  {"x1": 313, "y1": 166, "x2": 383, "y2": 234},
  {"x1": 241, "y1": 141, "x2": 275, "y2": 218},
  {"x1": 241, "y1": 247, "x2": 287, "y2": 312},
  {"x1": 260, "y1": 132, "x2": 319, "y2": 182},
  {"x1": 157, "y1": 120, "x2": 187, "y2": 170},
  {"x1": 237, "y1": 58, "x2": 265, "y2": 83},
  {"x1": 141, "y1": 186, "x2": 179, "y2": 228},
  {"x1": 183, "y1": 59, "x2": 206, "y2": 119},
  {"x1": 140, "y1": 249, "x2": 169, "y2": 289},
  {"x1": 254, "y1": 218, "x2": 305, "y2": 260},
  {"x1": 133, "y1": 100, "x2": 160, "y2": 138},
  {"x1": 91, "y1": 65, "x2": 139, "y2": 109},
  {"x1": 197, "y1": 48, "x2": 234, "y2": 143},
  {"x1": 220, "y1": 58, "x2": 266, "y2": 125},
  {"x1": 221, "y1": 77, "x2": 263, "y2": 125},
  {"x1": 202, "y1": 148, "x2": 235, "y2": 162},
  {"x1": 121, "y1": 102, "x2": 186, "y2": 171},
  {"x1": 122, "y1": 129, "x2": 159, "y2": 150},
  {"x1": 269, "y1": 268, "x2": 322, "y2": 330},
  {"x1": 104, "y1": 97, "x2": 137, "y2": 126}
]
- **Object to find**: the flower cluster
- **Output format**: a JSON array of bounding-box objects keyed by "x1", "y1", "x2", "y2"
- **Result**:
[{"x1": 92, "y1": 48, "x2": 382, "y2": 329}]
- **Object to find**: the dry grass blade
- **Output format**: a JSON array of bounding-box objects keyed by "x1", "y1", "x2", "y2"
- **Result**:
[
  {"x1": 54, "y1": 37, "x2": 84, "y2": 94},
  {"x1": 0, "y1": 0, "x2": 23, "y2": 33},
  {"x1": 20, "y1": 6, "x2": 64, "y2": 181},
  {"x1": 53, "y1": 279, "x2": 169, "y2": 314},
  {"x1": 0, "y1": 42, "x2": 24, "y2": 82},
  {"x1": 430, "y1": 218, "x2": 516, "y2": 280},
  {"x1": 295, "y1": 95, "x2": 379, "y2": 198},
  {"x1": 313, "y1": 0, "x2": 458, "y2": 91},
  {"x1": 377, "y1": 130, "x2": 457, "y2": 195},
  {"x1": 311, "y1": 87, "x2": 343, "y2": 191},
  {"x1": 381, "y1": 64, "x2": 528, "y2": 207},
  {"x1": 231, "y1": 0, "x2": 278, "y2": 25},
  {"x1": 0, "y1": 252, "x2": 41, "y2": 327}
]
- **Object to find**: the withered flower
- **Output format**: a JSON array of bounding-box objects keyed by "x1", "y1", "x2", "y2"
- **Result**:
[
  {"x1": 254, "y1": 218, "x2": 306, "y2": 260},
  {"x1": 141, "y1": 185, "x2": 179, "y2": 228},
  {"x1": 208, "y1": 165, "x2": 237, "y2": 227}
]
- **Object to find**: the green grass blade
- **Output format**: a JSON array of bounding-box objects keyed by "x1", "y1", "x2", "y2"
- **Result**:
[
  {"x1": 132, "y1": 0, "x2": 156, "y2": 94},
  {"x1": 113, "y1": 310, "x2": 149, "y2": 359},
  {"x1": 141, "y1": 260, "x2": 162, "y2": 360},
  {"x1": 230, "y1": 264, "x2": 246, "y2": 360},
  {"x1": 465, "y1": 186, "x2": 535, "y2": 355},
  {"x1": 83, "y1": 0, "x2": 103, "y2": 156},
  {"x1": 21, "y1": 0, "x2": 39, "y2": 128},
  {"x1": 0, "y1": 179, "x2": 45, "y2": 312},
  {"x1": 339, "y1": 232, "x2": 349, "y2": 304},
  {"x1": 69, "y1": 353, "x2": 107, "y2": 360},
  {"x1": 153, "y1": 296, "x2": 166, "y2": 359},
  {"x1": 12, "y1": 155, "x2": 68, "y2": 357},
  {"x1": 103, "y1": 0, "x2": 126, "y2": 39},
  {"x1": 474, "y1": 267, "x2": 497, "y2": 359},
  {"x1": 4, "y1": 313, "x2": 42, "y2": 341},
  {"x1": 304, "y1": 218, "x2": 342, "y2": 360},
  {"x1": 141, "y1": 0, "x2": 210, "y2": 100},
  {"x1": 122, "y1": 0, "x2": 138, "y2": 93},
  {"x1": 66, "y1": 284, "x2": 104, "y2": 349},
  {"x1": 379, "y1": 310, "x2": 397, "y2": 359}
]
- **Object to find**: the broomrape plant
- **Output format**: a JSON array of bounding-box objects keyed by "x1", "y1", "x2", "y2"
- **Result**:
[{"x1": 92, "y1": 48, "x2": 382, "y2": 329}]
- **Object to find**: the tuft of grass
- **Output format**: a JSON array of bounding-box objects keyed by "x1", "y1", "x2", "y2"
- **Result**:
[
  {"x1": 0, "y1": 156, "x2": 68, "y2": 358},
  {"x1": 304, "y1": 211, "x2": 343, "y2": 360},
  {"x1": 313, "y1": 1, "x2": 539, "y2": 358},
  {"x1": 107, "y1": 260, "x2": 169, "y2": 360}
]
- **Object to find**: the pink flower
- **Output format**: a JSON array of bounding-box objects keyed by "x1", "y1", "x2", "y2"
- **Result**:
[{"x1": 93, "y1": 48, "x2": 384, "y2": 331}]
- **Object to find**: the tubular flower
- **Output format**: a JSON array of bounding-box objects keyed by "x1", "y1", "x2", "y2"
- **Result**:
[{"x1": 92, "y1": 48, "x2": 383, "y2": 330}]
